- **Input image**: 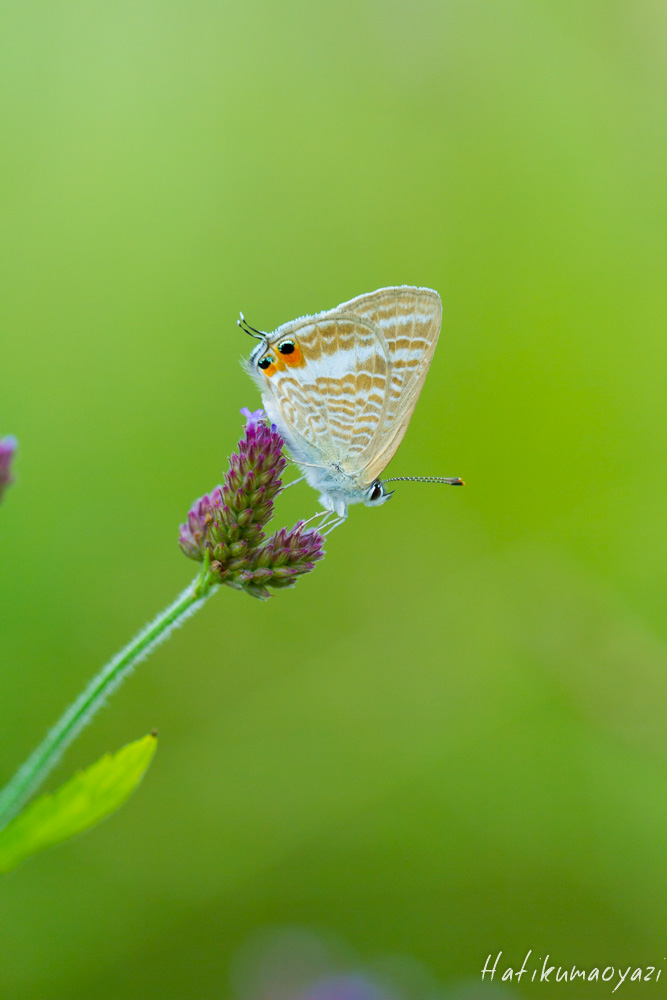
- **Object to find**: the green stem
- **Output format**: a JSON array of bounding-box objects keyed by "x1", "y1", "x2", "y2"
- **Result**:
[{"x1": 0, "y1": 569, "x2": 217, "y2": 827}]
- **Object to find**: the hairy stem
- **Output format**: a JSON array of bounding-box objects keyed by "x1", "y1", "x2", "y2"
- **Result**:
[{"x1": 0, "y1": 569, "x2": 217, "y2": 827}]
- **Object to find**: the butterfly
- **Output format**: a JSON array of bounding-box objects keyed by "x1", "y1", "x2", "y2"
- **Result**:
[{"x1": 241, "y1": 285, "x2": 462, "y2": 519}]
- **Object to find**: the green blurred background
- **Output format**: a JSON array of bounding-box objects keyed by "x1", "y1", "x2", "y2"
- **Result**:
[{"x1": 1, "y1": 1, "x2": 665, "y2": 997}]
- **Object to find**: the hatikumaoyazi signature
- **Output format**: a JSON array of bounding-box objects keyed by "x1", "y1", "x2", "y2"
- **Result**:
[{"x1": 482, "y1": 951, "x2": 663, "y2": 993}]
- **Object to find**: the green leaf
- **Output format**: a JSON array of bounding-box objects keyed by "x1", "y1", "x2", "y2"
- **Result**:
[{"x1": 0, "y1": 732, "x2": 157, "y2": 875}]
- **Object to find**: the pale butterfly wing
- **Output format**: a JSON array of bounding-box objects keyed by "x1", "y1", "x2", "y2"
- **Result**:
[
  {"x1": 331, "y1": 286, "x2": 442, "y2": 483},
  {"x1": 253, "y1": 286, "x2": 441, "y2": 489}
]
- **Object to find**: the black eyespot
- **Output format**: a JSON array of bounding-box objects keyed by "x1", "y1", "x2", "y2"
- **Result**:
[
  {"x1": 258, "y1": 356, "x2": 274, "y2": 370},
  {"x1": 278, "y1": 340, "x2": 295, "y2": 355},
  {"x1": 370, "y1": 483, "x2": 383, "y2": 502}
]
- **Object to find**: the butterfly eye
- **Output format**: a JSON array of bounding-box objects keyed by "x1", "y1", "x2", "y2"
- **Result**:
[
  {"x1": 278, "y1": 340, "x2": 295, "y2": 355},
  {"x1": 369, "y1": 482, "x2": 384, "y2": 502},
  {"x1": 258, "y1": 356, "x2": 274, "y2": 370}
]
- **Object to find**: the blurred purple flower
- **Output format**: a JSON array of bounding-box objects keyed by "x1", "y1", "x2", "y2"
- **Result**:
[
  {"x1": 303, "y1": 975, "x2": 394, "y2": 1000},
  {"x1": 0, "y1": 436, "x2": 17, "y2": 503},
  {"x1": 179, "y1": 409, "x2": 324, "y2": 599}
]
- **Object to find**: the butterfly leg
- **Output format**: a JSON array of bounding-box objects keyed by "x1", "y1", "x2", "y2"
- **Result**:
[
  {"x1": 318, "y1": 494, "x2": 348, "y2": 519},
  {"x1": 281, "y1": 474, "x2": 306, "y2": 490},
  {"x1": 300, "y1": 509, "x2": 338, "y2": 531},
  {"x1": 322, "y1": 515, "x2": 346, "y2": 537}
]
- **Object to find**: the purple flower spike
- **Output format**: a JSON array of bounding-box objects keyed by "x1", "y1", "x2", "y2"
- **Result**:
[
  {"x1": 0, "y1": 436, "x2": 17, "y2": 503},
  {"x1": 179, "y1": 411, "x2": 324, "y2": 599},
  {"x1": 178, "y1": 487, "x2": 224, "y2": 560}
]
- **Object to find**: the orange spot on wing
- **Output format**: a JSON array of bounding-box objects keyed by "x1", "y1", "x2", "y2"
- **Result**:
[
  {"x1": 283, "y1": 343, "x2": 306, "y2": 368},
  {"x1": 260, "y1": 338, "x2": 306, "y2": 377}
]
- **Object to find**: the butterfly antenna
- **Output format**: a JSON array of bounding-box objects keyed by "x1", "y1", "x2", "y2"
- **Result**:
[
  {"x1": 381, "y1": 475, "x2": 465, "y2": 486},
  {"x1": 237, "y1": 312, "x2": 266, "y2": 341}
]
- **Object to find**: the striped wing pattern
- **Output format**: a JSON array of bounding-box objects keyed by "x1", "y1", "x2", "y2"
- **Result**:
[
  {"x1": 340, "y1": 287, "x2": 441, "y2": 483},
  {"x1": 265, "y1": 316, "x2": 388, "y2": 466},
  {"x1": 262, "y1": 286, "x2": 441, "y2": 487}
]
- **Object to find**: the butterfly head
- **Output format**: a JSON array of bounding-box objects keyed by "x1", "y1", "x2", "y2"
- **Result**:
[{"x1": 365, "y1": 480, "x2": 393, "y2": 507}]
